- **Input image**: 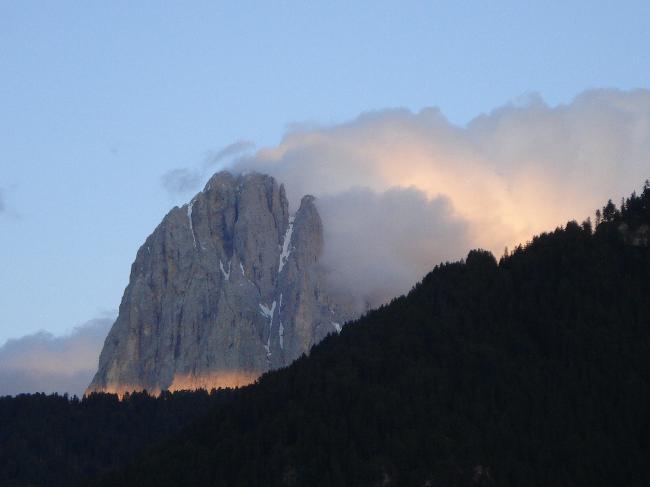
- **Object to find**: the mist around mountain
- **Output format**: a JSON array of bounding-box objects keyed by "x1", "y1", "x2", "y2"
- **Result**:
[
  {"x1": 0, "y1": 318, "x2": 112, "y2": 397},
  {"x1": 1, "y1": 182, "x2": 649, "y2": 486}
]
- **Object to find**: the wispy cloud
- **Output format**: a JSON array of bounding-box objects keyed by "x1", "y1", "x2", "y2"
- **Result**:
[
  {"x1": 161, "y1": 168, "x2": 203, "y2": 195},
  {"x1": 0, "y1": 185, "x2": 21, "y2": 219},
  {"x1": 0, "y1": 316, "x2": 114, "y2": 397},
  {"x1": 205, "y1": 140, "x2": 255, "y2": 168},
  {"x1": 231, "y1": 89, "x2": 650, "y2": 309},
  {"x1": 162, "y1": 140, "x2": 254, "y2": 196}
]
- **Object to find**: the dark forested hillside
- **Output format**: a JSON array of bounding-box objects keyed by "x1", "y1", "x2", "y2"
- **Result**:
[
  {"x1": 2, "y1": 184, "x2": 649, "y2": 487},
  {"x1": 92, "y1": 183, "x2": 650, "y2": 487},
  {"x1": 0, "y1": 389, "x2": 235, "y2": 486}
]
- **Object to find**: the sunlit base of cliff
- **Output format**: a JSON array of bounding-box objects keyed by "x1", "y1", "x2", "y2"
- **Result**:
[
  {"x1": 85, "y1": 371, "x2": 260, "y2": 398},
  {"x1": 167, "y1": 371, "x2": 259, "y2": 392}
]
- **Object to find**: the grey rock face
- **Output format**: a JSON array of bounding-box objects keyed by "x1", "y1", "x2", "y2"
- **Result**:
[{"x1": 87, "y1": 172, "x2": 350, "y2": 395}]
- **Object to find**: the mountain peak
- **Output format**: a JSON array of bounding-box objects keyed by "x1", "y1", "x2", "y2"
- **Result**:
[{"x1": 87, "y1": 171, "x2": 351, "y2": 396}]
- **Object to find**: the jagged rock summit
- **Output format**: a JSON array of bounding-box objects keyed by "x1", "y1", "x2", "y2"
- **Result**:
[{"x1": 88, "y1": 171, "x2": 349, "y2": 395}]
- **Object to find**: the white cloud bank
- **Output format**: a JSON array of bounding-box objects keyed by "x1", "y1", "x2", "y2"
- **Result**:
[
  {"x1": 0, "y1": 317, "x2": 113, "y2": 397},
  {"x1": 232, "y1": 89, "x2": 650, "y2": 309}
]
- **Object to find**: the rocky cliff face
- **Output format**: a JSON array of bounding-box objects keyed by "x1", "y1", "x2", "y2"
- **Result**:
[{"x1": 87, "y1": 172, "x2": 349, "y2": 395}]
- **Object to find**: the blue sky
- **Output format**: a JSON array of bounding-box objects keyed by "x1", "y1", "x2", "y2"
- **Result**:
[{"x1": 1, "y1": 0, "x2": 649, "y2": 343}]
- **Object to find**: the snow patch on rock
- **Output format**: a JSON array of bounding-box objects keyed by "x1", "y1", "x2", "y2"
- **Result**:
[
  {"x1": 220, "y1": 260, "x2": 231, "y2": 281},
  {"x1": 260, "y1": 301, "x2": 277, "y2": 358},
  {"x1": 278, "y1": 216, "x2": 295, "y2": 273},
  {"x1": 187, "y1": 200, "x2": 197, "y2": 248},
  {"x1": 278, "y1": 294, "x2": 284, "y2": 349}
]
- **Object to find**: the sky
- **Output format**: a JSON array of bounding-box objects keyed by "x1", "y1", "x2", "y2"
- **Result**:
[{"x1": 1, "y1": 1, "x2": 649, "y2": 395}]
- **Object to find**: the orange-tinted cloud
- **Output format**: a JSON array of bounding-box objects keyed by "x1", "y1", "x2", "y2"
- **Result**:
[{"x1": 233, "y1": 89, "x2": 650, "y2": 308}]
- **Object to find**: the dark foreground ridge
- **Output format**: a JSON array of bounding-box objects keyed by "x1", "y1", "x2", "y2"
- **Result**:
[
  {"x1": 0, "y1": 389, "x2": 234, "y2": 485},
  {"x1": 2, "y1": 183, "x2": 649, "y2": 486},
  {"x1": 94, "y1": 183, "x2": 650, "y2": 487}
]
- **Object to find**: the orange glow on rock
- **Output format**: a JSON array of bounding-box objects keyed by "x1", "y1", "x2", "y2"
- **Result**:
[
  {"x1": 85, "y1": 370, "x2": 261, "y2": 399},
  {"x1": 167, "y1": 371, "x2": 259, "y2": 392}
]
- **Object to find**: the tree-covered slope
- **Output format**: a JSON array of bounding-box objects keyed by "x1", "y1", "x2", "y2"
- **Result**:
[
  {"x1": 0, "y1": 389, "x2": 235, "y2": 486},
  {"x1": 94, "y1": 184, "x2": 650, "y2": 487}
]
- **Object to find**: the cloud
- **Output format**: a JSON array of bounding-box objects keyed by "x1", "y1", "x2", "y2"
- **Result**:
[
  {"x1": 162, "y1": 140, "x2": 254, "y2": 196},
  {"x1": 0, "y1": 185, "x2": 21, "y2": 218},
  {"x1": 230, "y1": 89, "x2": 650, "y2": 308},
  {"x1": 205, "y1": 140, "x2": 255, "y2": 168},
  {"x1": 162, "y1": 168, "x2": 203, "y2": 195},
  {"x1": 0, "y1": 316, "x2": 113, "y2": 397},
  {"x1": 318, "y1": 187, "x2": 470, "y2": 310}
]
